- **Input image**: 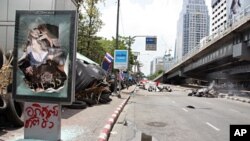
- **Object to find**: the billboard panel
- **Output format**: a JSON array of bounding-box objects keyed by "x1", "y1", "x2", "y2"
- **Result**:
[
  {"x1": 227, "y1": 0, "x2": 250, "y2": 20},
  {"x1": 13, "y1": 10, "x2": 77, "y2": 104}
]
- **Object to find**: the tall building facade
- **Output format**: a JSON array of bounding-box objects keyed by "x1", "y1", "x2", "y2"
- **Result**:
[
  {"x1": 211, "y1": 0, "x2": 227, "y2": 33},
  {"x1": 150, "y1": 57, "x2": 164, "y2": 75},
  {"x1": 211, "y1": 0, "x2": 250, "y2": 33},
  {"x1": 175, "y1": 0, "x2": 210, "y2": 60}
]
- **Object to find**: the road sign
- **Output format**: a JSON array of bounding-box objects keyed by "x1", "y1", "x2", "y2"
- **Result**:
[
  {"x1": 114, "y1": 50, "x2": 128, "y2": 70},
  {"x1": 146, "y1": 36, "x2": 157, "y2": 51}
]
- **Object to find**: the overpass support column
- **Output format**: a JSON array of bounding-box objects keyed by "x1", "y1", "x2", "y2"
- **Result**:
[{"x1": 233, "y1": 41, "x2": 250, "y2": 61}]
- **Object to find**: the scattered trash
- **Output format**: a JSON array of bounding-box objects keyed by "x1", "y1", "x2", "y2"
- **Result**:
[
  {"x1": 186, "y1": 105, "x2": 195, "y2": 109},
  {"x1": 141, "y1": 133, "x2": 152, "y2": 141},
  {"x1": 187, "y1": 81, "x2": 218, "y2": 98},
  {"x1": 123, "y1": 120, "x2": 128, "y2": 126}
]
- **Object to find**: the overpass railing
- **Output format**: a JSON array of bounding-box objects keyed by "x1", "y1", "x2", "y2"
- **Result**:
[{"x1": 165, "y1": 5, "x2": 250, "y2": 73}]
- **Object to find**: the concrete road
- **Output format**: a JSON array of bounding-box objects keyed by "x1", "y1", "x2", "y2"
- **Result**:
[{"x1": 109, "y1": 85, "x2": 250, "y2": 141}]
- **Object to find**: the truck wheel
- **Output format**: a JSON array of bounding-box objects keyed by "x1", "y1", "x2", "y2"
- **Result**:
[
  {"x1": 0, "y1": 96, "x2": 7, "y2": 112},
  {"x1": 65, "y1": 101, "x2": 87, "y2": 109},
  {"x1": 5, "y1": 93, "x2": 24, "y2": 127},
  {"x1": 0, "y1": 48, "x2": 3, "y2": 69}
]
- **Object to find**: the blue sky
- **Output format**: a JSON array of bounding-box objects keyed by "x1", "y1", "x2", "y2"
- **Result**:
[{"x1": 97, "y1": 0, "x2": 212, "y2": 75}]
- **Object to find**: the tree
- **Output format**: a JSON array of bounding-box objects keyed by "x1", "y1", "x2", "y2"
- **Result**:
[
  {"x1": 76, "y1": 1, "x2": 135, "y2": 67},
  {"x1": 97, "y1": 36, "x2": 135, "y2": 69},
  {"x1": 148, "y1": 70, "x2": 164, "y2": 80},
  {"x1": 77, "y1": 0, "x2": 104, "y2": 59}
]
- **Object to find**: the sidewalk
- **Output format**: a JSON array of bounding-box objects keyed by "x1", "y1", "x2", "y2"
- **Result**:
[{"x1": 0, "y1": 87, "x2": 134, "y2": 141}]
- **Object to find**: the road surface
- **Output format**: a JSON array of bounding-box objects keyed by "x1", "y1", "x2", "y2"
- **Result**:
[{"x1": 109, "y1": 85, "x2": 250, "y2": 141}]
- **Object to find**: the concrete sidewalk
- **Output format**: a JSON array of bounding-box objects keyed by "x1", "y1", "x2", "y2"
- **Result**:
[{"x1": 0, "y1": 86, "x2": 135, "y2": 141}]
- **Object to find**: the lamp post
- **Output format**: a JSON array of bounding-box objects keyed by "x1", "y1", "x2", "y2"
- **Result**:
[{"x1": 127, "y1": 35, "x2": 155, "y2": 81}]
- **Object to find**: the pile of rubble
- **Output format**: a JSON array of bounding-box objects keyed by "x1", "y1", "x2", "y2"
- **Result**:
[{"x1": 188, "y1": 81, "x2": 218, "y2": 98}]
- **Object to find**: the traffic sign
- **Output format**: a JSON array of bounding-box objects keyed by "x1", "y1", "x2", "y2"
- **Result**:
[
  {"x1": 146, "y1": 36, "x2": 157, "y2": 51},
  {"x1": 114, "y1": 50, "x2": 128, "y2": 70}
]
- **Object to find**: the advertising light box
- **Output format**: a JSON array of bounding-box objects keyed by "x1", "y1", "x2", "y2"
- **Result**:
[
  {"x1": 114, "y1": 50, "x2": 128, "y2": 70},
  {"x1": 12, "y1": 10, "x2": 77, "y2": 104}
]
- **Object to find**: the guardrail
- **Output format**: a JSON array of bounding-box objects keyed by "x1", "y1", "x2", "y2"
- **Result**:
[{"x1": 165, "y1": 5, "x2": 250, "y2": 73}]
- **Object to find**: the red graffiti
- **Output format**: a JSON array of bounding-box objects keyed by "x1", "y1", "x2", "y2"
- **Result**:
[{"x1": 25, "y1": 103, "x2": 58, "y2": 129}]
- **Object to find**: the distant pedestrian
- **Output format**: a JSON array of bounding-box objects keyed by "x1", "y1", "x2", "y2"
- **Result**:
[
  {"x1": 156, "y1": 81, "x2": 160, "y2": 87},
  {"x1": 155, "y1": 81, "x2": 160, "y2": 92}
]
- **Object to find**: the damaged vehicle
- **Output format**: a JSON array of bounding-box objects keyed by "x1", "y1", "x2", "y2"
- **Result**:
[
  {"x1": 0, "y1": 49, "x2": 113, "y2": 127},
  {"x1": 0, "y1": 49, "x2": 24, "y2": 127},
  {"x1": 187, "y1": 81, "x2": 218, "y2": 98}
]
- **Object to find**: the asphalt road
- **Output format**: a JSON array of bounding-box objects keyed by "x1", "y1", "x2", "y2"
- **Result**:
[{"x1": 109, "y1": 85, "x2": 250, "y2": 141}]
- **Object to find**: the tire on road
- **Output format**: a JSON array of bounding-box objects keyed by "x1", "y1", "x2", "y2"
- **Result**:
[
  {"x1": 99, "y1": 93, "x2": 112, "y2": 104},
  {"x1": 65, "y1": 101, "x2": 87, "y2": 109},
  {"x1": 81, "y1": 98, "x2": 97, "y2": 106},
  {"x1": 0, "y1": 96, "x2": 7, "y2": 112}
]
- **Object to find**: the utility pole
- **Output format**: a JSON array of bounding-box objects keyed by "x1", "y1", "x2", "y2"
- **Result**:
[
  {"x1": 113, "y1": 0, "x2": 121, "y2": 98},
  {"x1": 127, "y1": 36, "x2": 132, "y2": 77}
]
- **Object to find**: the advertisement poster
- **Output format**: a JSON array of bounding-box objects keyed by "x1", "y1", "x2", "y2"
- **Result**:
[
  {"x1": 227, "y1": 0, "x2": 250, "y2": 20},
  {"x1": 13, "y1": 11, "x2": 76, "y2": 103}
]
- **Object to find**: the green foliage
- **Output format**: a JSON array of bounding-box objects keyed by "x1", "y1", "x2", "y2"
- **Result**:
[
  {"x1": 77, "y1": 0, "x2": 104, "y2": 63},
  {"x1": 76, "y1": 0, "x2": 135, "y2": 68},
  {"x1": 148, "y1": 70, "x2": 164, "y2": 80},
  {"x1": 97, "y1": 36, "x2": 135, "y2": 70}
]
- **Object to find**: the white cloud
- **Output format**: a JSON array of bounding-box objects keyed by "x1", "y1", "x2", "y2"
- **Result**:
[{"x1": 97, "y1": 0, "x2": 212, "y2": 76}]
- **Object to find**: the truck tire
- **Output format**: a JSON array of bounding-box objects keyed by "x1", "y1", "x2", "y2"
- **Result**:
[
  {"x1": 0, "y1": 48, "x2": 3, "y2": 69},
  {"x1": 5, "y1": 93, "x2": 24, "y2": 127},
  {"x1": 65, "y1": 101, "x2": 87, "y2": 109},
  {"x1": 0, "y1": 96, "x2": 7, "y2": 112}
]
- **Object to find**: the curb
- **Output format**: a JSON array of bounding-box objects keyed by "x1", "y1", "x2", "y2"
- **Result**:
[
  {"x1": 225, "y1": 96, "x2": 250, "y2": 103},
  {"x1": 98, "y1": 96, "x2": 130, "y2": 141}
]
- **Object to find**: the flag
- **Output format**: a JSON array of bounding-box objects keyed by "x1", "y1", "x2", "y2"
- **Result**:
[
  {"x1": 101, "y1": 52, "x2": 113, "y2": 72},
  {"x1": 104, "y1": 52, "x2": 113, "y2": 63}
]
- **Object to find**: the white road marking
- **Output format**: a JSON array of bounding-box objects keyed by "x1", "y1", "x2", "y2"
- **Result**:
[
  {"x1": 110, "y1": 131, "x2": 118, "y2": 135},
  {"x1": 206, "y1": 122, "x2": 220, "y2": 131},
  {"x1": 182, "y1": 108, "x2": 188, "y2": 112},
  {"x1": 172, "y1": 101, "x2": 176, "y2": 104},
  {"x1": 229, "y1": 108, "x2": 239, "y2": 113},
  {"x1": 204, "y1": 102, "x2": 212, "y2": 105}
]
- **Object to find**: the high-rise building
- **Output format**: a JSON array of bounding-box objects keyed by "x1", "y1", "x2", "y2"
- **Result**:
[
  {"x1": 211, "y1": 0, "x2": 250, "y2": 33},
  {"x1": 211, "y1": 0, "x2": 227, "y2": 33},
  {"x1": 175, "y1": 0, "x2": 210, "y2": 60},
  {"x1": 150, "y1": 57, "x2": 164, "y2": 75}
]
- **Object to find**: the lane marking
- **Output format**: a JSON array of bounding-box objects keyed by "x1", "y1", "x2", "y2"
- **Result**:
[
  {"x1": 229, "y1": 108, "x2": 239, "y2": 113},
  {"x1": 204, "y1": 102, "x2": 212, "y2": 105},
  {"x1": 206, "y1": 122, "x2": 220, "y2": 131},
  {"x1": 182, "y1": 108, "x2": 188, "y2": 112}
]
